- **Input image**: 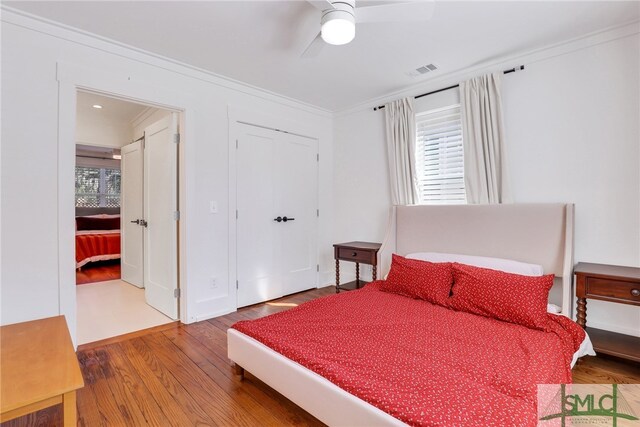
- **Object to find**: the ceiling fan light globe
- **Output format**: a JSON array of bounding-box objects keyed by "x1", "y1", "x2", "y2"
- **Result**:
[{"x1": 321, "y1": 14, "x2": 355, "y2": 45}]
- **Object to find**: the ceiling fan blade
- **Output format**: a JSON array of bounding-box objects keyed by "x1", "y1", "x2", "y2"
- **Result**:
[
  {"x1": 356, "y1": 1, "x2": 435, "y2": 23},
  {"x1": 301, "y1": 32, "x2": 324, "y2": 58},
  {"x1": 306, "y1": 0, "x2": 336, "y2": 11}
]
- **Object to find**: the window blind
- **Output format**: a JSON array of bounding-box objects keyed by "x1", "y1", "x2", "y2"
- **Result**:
[
  {"x1": 415, "y1": 104, "x2": 466, "y2": 205},
  {"x1": 75, "y1": 166, "x2": 121, "y2": 208}
]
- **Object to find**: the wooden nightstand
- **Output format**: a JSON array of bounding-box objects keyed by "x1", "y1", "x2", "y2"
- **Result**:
[
  {"x1": 333, "y1": 241, "x2": 381, "y2": 293},
  {"x1": 574, "y1": 262, "x2": 640, "y2": 363}
]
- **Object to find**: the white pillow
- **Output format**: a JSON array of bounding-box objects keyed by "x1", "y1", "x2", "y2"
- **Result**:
[{"x1": 405, "y1": 252, "x2": 544, "y2": 276}]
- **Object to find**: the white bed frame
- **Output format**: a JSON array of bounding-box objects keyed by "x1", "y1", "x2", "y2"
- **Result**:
[{"x1": 228, "y1": 203, "x2": 575, "y2": 426}]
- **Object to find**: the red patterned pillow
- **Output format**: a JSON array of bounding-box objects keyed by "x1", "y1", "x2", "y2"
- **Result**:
[
  {"x1": 448, "y1": 263, "x2": 553, "y2": 330},
  {"x1": 379, "y1": 254, "x2": 453, "y2": 305}
]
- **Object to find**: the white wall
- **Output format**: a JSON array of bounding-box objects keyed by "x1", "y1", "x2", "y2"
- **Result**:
[
  {"x1": 0, "y1": 10, "x2": 333, "y2": 340},
  {"x1": 333, "y1": 28, "x2": 640, "y2": 336},
  {"x1": 502, "y1": 33, "x2": 639, "y2": 335},
  {"x1": 132, "y1": 108, "x2": 172, "y2": 141},
  {"x1": 76, "y1": 107, "x2": 133, "y2": 148},
  {"x1": 77, "y1": 99, "x2": 169, "y2": 148}
]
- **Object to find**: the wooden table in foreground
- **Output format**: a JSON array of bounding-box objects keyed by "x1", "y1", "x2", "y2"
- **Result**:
[
  {"x1": 1, "y1": 316, "x2": 84, "y2": 426},
  {"x1": 574, "y1": 262, "x2": 640, "y2": 363}
]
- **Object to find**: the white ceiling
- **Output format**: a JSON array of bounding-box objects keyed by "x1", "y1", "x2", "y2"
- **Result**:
[
  {"x1": 77, "y1": 91, "x2": 149, "y2": 123},
  {"x1": 8, "y1": 1, "x2": 639, "y2": 111}
]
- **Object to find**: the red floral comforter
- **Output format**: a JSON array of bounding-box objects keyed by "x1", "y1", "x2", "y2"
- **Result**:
[{"x1": 232, "y1": 282, "x2": 585, "y2": 427}]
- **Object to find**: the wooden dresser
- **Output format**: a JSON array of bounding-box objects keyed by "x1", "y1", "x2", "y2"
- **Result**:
[{"x1": 574, "y1": 262, "x2": 640, "y2": 363}]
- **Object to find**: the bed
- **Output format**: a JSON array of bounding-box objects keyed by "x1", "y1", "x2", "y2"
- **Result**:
[
  {"x1": 75, "y1": 208, "x2": 121, "y2": 269},
  {"x1": 228, "y1": 203, "x2": 590, "y2": 426}
]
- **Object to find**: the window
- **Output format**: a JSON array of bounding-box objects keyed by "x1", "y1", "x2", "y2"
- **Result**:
[
  {"x1": 75, "y1": 166, "x2": 121, "y2": 207},
  {"x1": 415, "y1": 104, "x2": 466, "y2": 205}
]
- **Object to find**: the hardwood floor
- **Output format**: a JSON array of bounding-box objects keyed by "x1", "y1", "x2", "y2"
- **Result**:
[
  {"x1": 3, "y1": 285, "x2": 639, "y2": 427},
  {"x1": 573, "y1": 353, "x2": 640, "y2": 383},
  {"x1": 76, "y1": 260, "x2": 121, "y2": 285}
]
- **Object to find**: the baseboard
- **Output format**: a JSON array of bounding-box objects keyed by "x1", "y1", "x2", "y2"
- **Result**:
[
  {"x1": 195, "y1": 307, "x2": 237, "y2": 323},
  {"x1": 586, "y1": 321, "x2": 640, "y2": 338}
]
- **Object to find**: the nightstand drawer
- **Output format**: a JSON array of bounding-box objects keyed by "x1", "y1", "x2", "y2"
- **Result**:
[
  {"x1": 585, "y1": 277, "x2": 640, "y2": 305},
  {"x1": 337, "y1": 248, "x2": 372, "y2": 263}
]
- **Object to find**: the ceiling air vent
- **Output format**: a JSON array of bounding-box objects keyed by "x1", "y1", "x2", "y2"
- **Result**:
[{"x1": 407, "y1": 63, "x2": 438, "y2": 78}]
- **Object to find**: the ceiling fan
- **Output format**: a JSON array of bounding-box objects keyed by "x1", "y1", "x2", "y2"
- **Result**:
[{"x1": 302, "y1": 0, "x2": 435, "y2": 58}]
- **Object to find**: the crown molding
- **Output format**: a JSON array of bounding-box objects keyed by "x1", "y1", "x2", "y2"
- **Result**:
[
  {"x1": 334, "y1": 19, "x2": 640, "y2": 117},
  {"x1": 2, "y1": 5, "x2": 637, "y2": 118},
  {"x1": 1, "y1": 6, "x2": 333, "y2": 118},
  {"x1": 129, "y1": 107, "x2": 156, "y2": 129}
]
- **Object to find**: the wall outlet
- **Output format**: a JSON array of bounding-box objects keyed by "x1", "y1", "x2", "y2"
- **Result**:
[{"x1": 210, "y1": 277, "x2": 218, "y2": 289}]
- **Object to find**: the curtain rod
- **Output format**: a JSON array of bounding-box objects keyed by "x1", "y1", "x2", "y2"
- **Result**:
[{"x1": 373, "y1": 65, "x2": 525, "y2": 111}]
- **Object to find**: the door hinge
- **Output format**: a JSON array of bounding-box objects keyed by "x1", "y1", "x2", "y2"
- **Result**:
[
  {"x1": 236, "y1": 280, "x2": 239, "y2": 290},
  {"x1": 317, "y1": 209, "x2": 319, "y2": 217},
  {"x1": 174, "y1": 288, "x2": 181, "y2": 298},
  {"x1": 316, "y1": 264, "x2": 319, "y2": 272},
  {"x1": 173, "y1": 211, "x2": 180, "y2": 221},
  {"x1": 316, "y1": 153, "x2": 319, "y2": 162},
  {"x1": 236, "y1": 210, "x2": 238, "y2": 219},
  {"x1": 236, "y1": 139, "x2": 238, "y2": 149},
  {"x1": 173, "y1": 133, "x2": 180, "y2": 144}
]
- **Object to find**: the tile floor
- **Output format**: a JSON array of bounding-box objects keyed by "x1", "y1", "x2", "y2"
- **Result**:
[{"x1": 76, "y1": 279, "x2": 174, "y2": 345}]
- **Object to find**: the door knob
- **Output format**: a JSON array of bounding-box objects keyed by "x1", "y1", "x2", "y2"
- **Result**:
[
  {"x1": 130, "y1": 219, "x2": 140, "y2": 224},
  {"x1": 282, "y1": 216, "x2": 295, "y2": 222},
  {"x1": 274, "y1": 216, "x2": 283, "y2": 222},
  {"x1": 140, "y1": 219, "x2": 148, "y2": 228}
]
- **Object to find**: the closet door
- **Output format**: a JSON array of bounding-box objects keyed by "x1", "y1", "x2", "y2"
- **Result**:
[
  {"x1": 277, "y1": 132, "x2": 318, "y2": 296},
  {"x1": 143, "y1": 113, "x2": 179, "y2": 319},
  {"x1": 236, "y1": 124, "x2": 318, "y2": 308},
  {"x1": 121, "y1": 140, "x2": 144, "y2": 288},
  {"x1": 236, "y1": 124, "x2": 281, "y2": 307}
]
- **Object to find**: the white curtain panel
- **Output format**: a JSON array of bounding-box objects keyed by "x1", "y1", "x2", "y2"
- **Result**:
[
  {"x1": 384, "y1": 97, "x2": 419, "y2": 205},
  {"x1": 460, "y1": 72, "x2": 510, "y2": 204}
]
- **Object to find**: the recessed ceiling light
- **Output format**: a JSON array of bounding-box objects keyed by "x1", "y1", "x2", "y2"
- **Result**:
[{"x1": 92, "y1": 104, "x2": 103, "y2": 109}]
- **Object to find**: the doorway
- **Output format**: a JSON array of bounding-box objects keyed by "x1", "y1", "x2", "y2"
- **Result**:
[{"x1": 74, "y1": 91, "x2": 179, "y2": 345}]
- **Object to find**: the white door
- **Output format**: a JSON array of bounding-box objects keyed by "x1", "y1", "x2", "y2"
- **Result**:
[
  {"x1": 121, "y1": 140, "x2": 144, "y2": 288},
  {"x1": 237, "y1": 125, "x2": 281, "y2": 307},
  {"x1": 278, "y1": 132, "x2": 318, "y2": 296},
  {"x1": 143, "y1": 113, "x2": 179, "y2": 319},
  {"x1": 236, "y1": 124, "x2": 318, "y2": 308}
]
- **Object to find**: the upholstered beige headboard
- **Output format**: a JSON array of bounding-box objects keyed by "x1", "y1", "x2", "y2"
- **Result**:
[{"x1": 378, "y1": 204, "x2": 575, "y2": 317}]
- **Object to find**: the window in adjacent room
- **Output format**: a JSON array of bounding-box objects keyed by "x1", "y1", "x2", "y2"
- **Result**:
[
  {"x1": 75, "y1": 166, "x2": 121, "y2": 207},
  {"x1": 415, "y1": 104, "x2": 466, "y2": 204}
]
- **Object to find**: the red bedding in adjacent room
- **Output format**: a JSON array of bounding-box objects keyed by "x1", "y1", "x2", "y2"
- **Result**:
[
  {"x1": 75, "y1": 232, "x2": 121, "y2": 269},
  {"x1": 232, "y1": 282, "x2": 585, "y2": 427}
]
